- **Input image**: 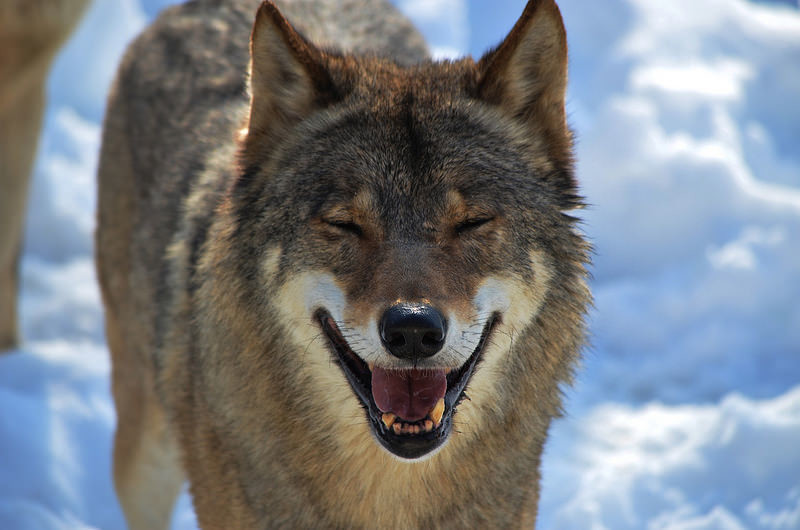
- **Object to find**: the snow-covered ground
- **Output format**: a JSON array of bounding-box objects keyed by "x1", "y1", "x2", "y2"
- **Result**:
[{"x1": 1, "y1": 0, "x2": 798, "y2": 528}]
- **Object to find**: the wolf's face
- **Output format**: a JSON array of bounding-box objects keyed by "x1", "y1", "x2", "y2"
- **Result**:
[{"x1": 226, "y1": 1, "x2": 587, "y2": 460}]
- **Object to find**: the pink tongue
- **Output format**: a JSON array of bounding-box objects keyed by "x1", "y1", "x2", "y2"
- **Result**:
[{"x1": 371, "y1": 367, "x2": 447, "y2": 422}]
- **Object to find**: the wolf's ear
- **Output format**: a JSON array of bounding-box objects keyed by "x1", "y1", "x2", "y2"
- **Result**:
[
  {"x1": 244, "y1": 2, "x2": 338, "y2": 158},
  {"x1": 477, "y1": 0, "x2": 569, "y2": 157}
]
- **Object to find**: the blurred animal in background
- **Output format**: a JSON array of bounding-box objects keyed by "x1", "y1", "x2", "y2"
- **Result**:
[
  {"x1": 97, "y1": 0, "x2": 590, "y2": 527},
  {"x1": 0, "y1": 0, "x2": 90, "y2": 351}
]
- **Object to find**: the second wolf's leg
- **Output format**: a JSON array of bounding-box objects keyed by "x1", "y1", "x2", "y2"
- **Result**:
[
  {"x1": 0, "y1": 69, "x2": 46, "y2": 351},
  {"x1": 0, "y1": 0, "x2": 90, "y2": 351},
  {"x1": 107, "y1": 312, "x2": 184, "y2": 530}
]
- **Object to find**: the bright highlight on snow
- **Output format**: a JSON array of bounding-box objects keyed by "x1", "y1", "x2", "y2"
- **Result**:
[{"x1": 1, "y1": 0, "x2": 798, "y2": 529}]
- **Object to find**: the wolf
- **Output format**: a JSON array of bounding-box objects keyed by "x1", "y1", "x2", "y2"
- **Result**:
[
  {"x1": 96, "y1": 0, "x2": 591, "y2": 527},
  {"x1": 0, "y1": 0, "x2": 89, "y2": 351}
]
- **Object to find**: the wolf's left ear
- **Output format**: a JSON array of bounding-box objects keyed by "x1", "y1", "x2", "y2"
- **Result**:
[
  {"x1": 478, "y1": 0, "x2": 569, "y2": 160},
  {"x1": 243, "y1": 1, "x2": 338, "y2": 161}
]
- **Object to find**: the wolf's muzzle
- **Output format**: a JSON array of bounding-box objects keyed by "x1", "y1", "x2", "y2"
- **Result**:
[
  {"x1": 379, "y1": 303, "x2": 447, "y2": 361},
  {"x1": 318, "y1": 307, "x2": 498, "y2": 459}
]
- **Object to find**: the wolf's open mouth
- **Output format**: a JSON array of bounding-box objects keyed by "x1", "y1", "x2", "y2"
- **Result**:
[{"x1": 316, "y1": 309, "x2": 497, "y2": 459}]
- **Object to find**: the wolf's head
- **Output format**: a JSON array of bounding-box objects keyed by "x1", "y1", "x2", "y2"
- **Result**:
[{"x1": 208, "y1": 0, "x2": 589, "y2": 463}]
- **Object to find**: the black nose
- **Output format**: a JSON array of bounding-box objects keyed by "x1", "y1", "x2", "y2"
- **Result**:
[{"x1": 379, "y1": 303, "x2": 447, "y2": 360}]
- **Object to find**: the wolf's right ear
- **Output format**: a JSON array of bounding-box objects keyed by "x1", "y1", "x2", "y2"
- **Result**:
[
  {"x1": 243, "y1": 2, "x2": 338, "y2": 161},
  {"x1": 477, "y1": 0, "x2": 570, "y2": 163}
]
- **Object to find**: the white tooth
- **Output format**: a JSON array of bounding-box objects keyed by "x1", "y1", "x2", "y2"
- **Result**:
[
  {"x1": 381, "y1": 413, "x2": 396, "y2": 428},
  {"x1": 393, "y1": 423, "x2": 402, "y2": 435},
  {"x1": 423, "y1": 420, "x2": 434, "y2": 432},
  {"x1": 429, "y1": 398, "x2": 445, "y2": 427}
]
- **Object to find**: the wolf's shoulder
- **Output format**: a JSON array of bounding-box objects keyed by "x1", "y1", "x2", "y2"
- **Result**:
[
  {"x1": 118, "y1": 0, "x2": 428, "y2": 83},
  {"x1": 273, "y1": 0, "x2": 429, "y2": 65}
]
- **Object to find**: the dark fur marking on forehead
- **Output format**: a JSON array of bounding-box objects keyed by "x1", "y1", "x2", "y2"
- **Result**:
[{"x1": 398, "y1": 90, "x2": 426, "y2": 176}]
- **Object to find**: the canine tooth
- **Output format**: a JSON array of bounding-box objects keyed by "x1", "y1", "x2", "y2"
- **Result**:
[
  {"x1": 429, "y1": 398, "x2": 445, "y2": 427},
  {"x1": 368, "y1": 362, "x2": 374, "y2": 371},
  {"x1": 424, "y1": 420, "x2": 434, "y2": 432},
  {"x1": 381, "y1": 413, "x2": 396, "y2": 428},
  {"x1": 445, "y1": 368, "x2": 452, "y2": 375}
]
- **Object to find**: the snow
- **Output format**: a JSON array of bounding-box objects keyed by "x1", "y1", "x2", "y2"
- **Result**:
[
  {"x1": 1, "y1": 0, "x2": 798, "y2": 528},
  {"x1": 540, "y1": 388, "x2": 800, "y2": 529}
]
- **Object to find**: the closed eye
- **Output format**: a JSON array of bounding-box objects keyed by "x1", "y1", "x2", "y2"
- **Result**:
[
  {"x1": 324, "y1": 219, "x2": 363, "y2": 237},
  {"x1": 455, "y1": 217, "x2": 494, "y2": 234}
]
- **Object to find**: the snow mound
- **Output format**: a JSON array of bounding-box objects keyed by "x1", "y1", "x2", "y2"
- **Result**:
[
  {"x1": 541, "y1": 387, "x2": 800, "y2": 529},
  {"x1": 0, "y1": 340, "x2": 118, "y2": 529}
]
